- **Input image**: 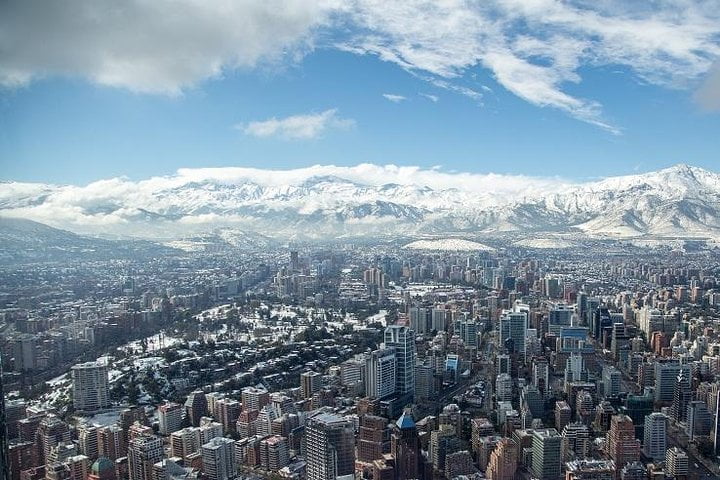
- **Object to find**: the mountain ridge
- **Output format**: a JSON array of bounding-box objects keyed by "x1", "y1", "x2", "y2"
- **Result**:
[{"x1": 1, "y1": 164, "x2": 719, "y2": 240}]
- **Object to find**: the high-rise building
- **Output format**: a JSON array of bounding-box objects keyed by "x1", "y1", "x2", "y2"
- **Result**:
[
  {"x1": 499, "y1": 310, "x2": 527, "y2": 358},
  {"x1": 530, "y1": 429, "x2": 561, "y2": 480},
  {"x1": 202, "y1": 437, "x2": 236, "y2": 480},
  {"x1": 365, "y1": 348, "x2": 396, "y2": 400},
  {"x1": 670, "y1": 369, "x2": 692, "y2": 424},
  {"x1": 158, "y1": 402, "x2": 183, "y2": 436},
  {"x1": 654, "y1": 361, "x2": 690, "y2": 404},
  {"x1": 71, "y1": 362, "x2": 110, "y2": 413},
  {"x1": 127, "y1": 434, "x2": 163, "y2": 480},
  {"x1": 555, "y1": 401, "x2": 572, "y2": 433},
  {"x1": 37, "y1": 415, "x2": 71, "y2": 465},
  {"x1": 548, "y1": 302, "x2": 573, "y2": 335},
  {"x1": 77, "y1": 423, "x2": 99, "y2": 461},
  {"x1": 241, "y1": 387, "x2": 269, "y2": 411},
  {"x1": 384, "y1": 326, "x2": 416, "y2": 398},
  {"x1": 98, "y1": 425, "x2": 125, "y2": 461},
  {"x1": 485, "y1": 438, "x2": 517, "y2": 480},
  {"x1": 0, "y1": 357, "x2": 9, "y2": 480},
  {"x1": 301, "y1": 371, "x2": 322, "y2": 400},
  {"x1": 606, "y1": 415, "x2": 639, "y2": 469},
  {"x1": 495, "y1": 373, "x2": 513, "y2": 403},
  {"x1": 665, "y1": 447, "x2": 689, "y2": 479},
  {"x1": 305, "y1": 414, "x2": 355, "y2": 480},
  {"x1": 259, "y1": 435, "x2": 290, "y2": 471},
  {"x1": 533, "y1": 359, "x2": 550, "y2": 397},
  {"x1": 642, "y1": 412, "x2": 667, "y2": 461},
  {"x1": 357, "y1": 415, "x2": 388, "y2": 463},
  {"x1": 686, "y1": 400, "x2": 713, "y2": 440},
  {"x1": 602, "y1": 366, "x2": 621, "y2": 398},
  {"x1": 561, "y1": 423, "x2": 589, "y2": 461},
  {"x1": 391, "y1": 411, "x2": 420, "y2": 480},
  {"x1": 184, "y1": 391, "x2": 208, "y2": 427}
]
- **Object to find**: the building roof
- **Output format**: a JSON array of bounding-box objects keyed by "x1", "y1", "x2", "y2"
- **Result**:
[
  {"x1": 91, "y1": 456, "x2": 114, "y2": 474},
  {"x1": 396, "y1": 410, "x2": 416, "y2": 430}
]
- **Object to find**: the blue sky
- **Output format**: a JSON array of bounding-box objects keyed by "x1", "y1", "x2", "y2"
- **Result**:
[{"x1": 1, "y1": 0, "x2": 719, "y2": 184}]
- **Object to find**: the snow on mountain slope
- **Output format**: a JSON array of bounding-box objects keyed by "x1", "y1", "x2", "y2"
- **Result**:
[{"x1": 0, "y1": 164, "x2": 718, "y2": 240}]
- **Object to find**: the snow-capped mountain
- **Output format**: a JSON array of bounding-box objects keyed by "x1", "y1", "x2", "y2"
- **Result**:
[{"x1": 1, "y1": 164, "x2": 719, "y2": 240}]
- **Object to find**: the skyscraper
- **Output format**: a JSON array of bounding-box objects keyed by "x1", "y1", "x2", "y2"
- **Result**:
[
  {"x1": 365, "y1": 348, "x2": 396, "y2": 399},
  {"x1": 127, "y1": 433, "x2": 163, "y2": 480},
  {"x1": 184, "y1": 390, "x2": 208, "y2": 427},
  {"x1": 158, "y1": 402, "x2": 183, "y2": 436},
  {"x1": 499, "y1": 310, "x2": 527, "y2": 358},
  {"x1": 305, "y1": 414, "x2": 355, "y2": 480},
  {"x1": 384, "y1": 325, "x2": 416, "y2": 398},
  {"x1": 486, "y1": 437, "x2": 517, "y2": 480},
  {"x1": 607, "y1": 415, "x2": 639, "y2": 469},
  {"x1": 0, "y1": 357, "x2": 9, "y2": 480},
  {"x1": 642, "y1": 413, "x2": 667, "y2": 461},
  {"x1": 531, "y1": 429, "x2": 561, "y2": 480},
  {"x1": 670, "y1": 369, "x2": 692, "y2": 424},
  {"x1": 665, "y1": 447, "x2": 689, "y2": 479},
  {"x1": 202, "y1": 437, "x2": 236, "y2": 480},
  {"x1": 391, "y1": 411, "x2": 420, "y2": 480},
  {"x1": 71, "y1": 362, "x2": 110, "y2": 413},
  {"x1": 301, "y1": 371, "x2": 322, "y2": 399}
]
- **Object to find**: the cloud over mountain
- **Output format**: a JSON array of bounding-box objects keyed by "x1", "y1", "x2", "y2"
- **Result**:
[{"x1": 1, "y1": 164, "x2": 719, "y2": 240}]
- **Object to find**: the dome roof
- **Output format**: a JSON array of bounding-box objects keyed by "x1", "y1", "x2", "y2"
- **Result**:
[{"x1": 91, "y1": 456, "x2": 114, "y2": 474}]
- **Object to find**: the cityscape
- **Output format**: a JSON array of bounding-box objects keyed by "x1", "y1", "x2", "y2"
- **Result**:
[{"x1": 2, "y1": 2, "x2": 720, "y2": 480}]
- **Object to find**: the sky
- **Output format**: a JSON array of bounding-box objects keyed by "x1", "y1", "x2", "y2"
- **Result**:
[{"x1": 1, "y1": 0, "x2": 720, "y2": 185}]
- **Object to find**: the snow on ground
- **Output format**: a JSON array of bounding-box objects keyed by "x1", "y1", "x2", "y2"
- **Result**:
[
  {"x1": 47, "y1": 373, "x2": 69, "y2": 387},
  {"x1": 78, "y1": 409, "x2": 123, "y2": 427},
  {"x1": 404, "y1": 239, "x2": 495, "y2": 251},
  {"x1": 514, "y1": 238, "x2": 576, "y2": 249}
]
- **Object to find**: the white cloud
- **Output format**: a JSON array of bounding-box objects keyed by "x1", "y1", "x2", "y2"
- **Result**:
[
  {"x1": 2, "y1": 0, "x2": 719, "y2": 129},
  {"x1": 238, "y1": 109, "x2": 354, "y2": 140},
  {"x1": 382, "y1": 93, "x2": 406, "y2": 103},
  {"x1": 0, "y1": 0, "x2": 339, "y2": 94},
  {"x1": 419, "y1": 93, "x2": 439, "y2": 102}
]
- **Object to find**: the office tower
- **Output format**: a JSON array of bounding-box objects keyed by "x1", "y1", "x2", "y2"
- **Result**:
[
  {"x1": 561, "y1": 423, "x2": 589, "y2": 461},
  {"x1": 37, "y1": 415, "x2": 71, "y2": 465},
  {"x1": 530, "y1": 429, "x2": 561, "y2": 480},
  {"x1": 384, "y1": 325, "x2": 416, "y2": 398},
  {"x1": 671, "y1": 369, "x2": 692, "y2": 423},
  {"x1": 686, "y1": 400, "x2": 712, "y2": 439},
  {"x1": 241, "y1": 386, "x2": 269, "y2": 411},
  {"x1": 499, "y1": 310, "x2": 527, "y2": 358},
  {"x1": 392, "y1": 411, "x2": 420, "y2": 480},
  {"x1": 642, "y1": 413, "x2": 667, "y2": 461},
  {"x1": 184, "y1": 391, "x2": 208, "y2": 427},
  {"x1": 533, "y1": 359, "x2": 549, "y2": 397},
  {"x1": 365, "y1": 348, "x2": 396, "y2": 399},
  {"x1": 98, "y1": 425, "x2": 125, "y2": 461},
  {"x1": 654, "y1": 361, "x2": 691, "y2": 404},
  {"x1": 485, "y1": 438, "x2": 517, "y2": 480},
  {"x1": 0, "y1": 357, "x2": 8, "y2": 480},
  {"x1": 88, "y1": 457, "x2": 116, "y2": 480},
  {"x1": 305, "y1": 414, "x2": 355, "y2": 480},
  {"x1": 340, "y1": 356, "x2": 365, "y2": 392},
  {"x1": 565, "y1": 460, "x2": 615, "y2": 480},
  {"x1": 624, "y1": 390, "x2": 654, "y2": 438},
  {"x1": 591, "y1": 307, "x2": 610, "y2": 340},
  {"x1": 565, "y1": 353, "x2": 587, "y2": 385},
  {"x1": 414, "y1": 361, "x2": 433, "y2": 401},
  {"x1": 548, "y1": 302, "x2": 573, "y2": 335},
  {"x1": 602, "y1": 366, "x2": 621, "y2": 398},
  {"x1": 606, "y1": 415, "x2": 639, "y2": 469},
  {"x1": 555, "y1": 401, "x2": 572, "y2": 433},
  {"x1": 12, "y1": 335, "x2": 37, "y2": 372},
  {"x1": 202, "y1": 437, "x2": 236, "y2": 480},
  {"x1": 497, "y1": 354, "x2": 511, "y2": 376},
  {"x1": 495, "y1": 373, "x2": 513, "y2": 403},
  {"x1": 71, "y1": 362, "x2": 110, "y2": 412},
  {"x1": 301, "y1": 371, "x2": 322, "y2": 400},
  {"x1": 158, "y1": 402, "x2": 183, "y2": 435},
  {"x1": 409, "y1": 306, "x2": 429, "y2": 335},
  {"x1": 127, "y1": 434, "x2": 163, "y2": 480},
  {"x1": 576, "y1": 390, "x2": 595, "y2": 426},
  {"x1": 432, "y1": 308, "x2": 447, "y2": 332},
  {"x1": 77, "y1": 423, "x2": 99, "y2": 460},
  {"x1": 665, "y1": 447, "x2": 689, "y2": 479}
]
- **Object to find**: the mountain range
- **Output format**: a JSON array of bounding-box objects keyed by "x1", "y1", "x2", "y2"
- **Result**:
[{"x1": 1, "y1": 164, "x2": 719, "y2": 241}]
